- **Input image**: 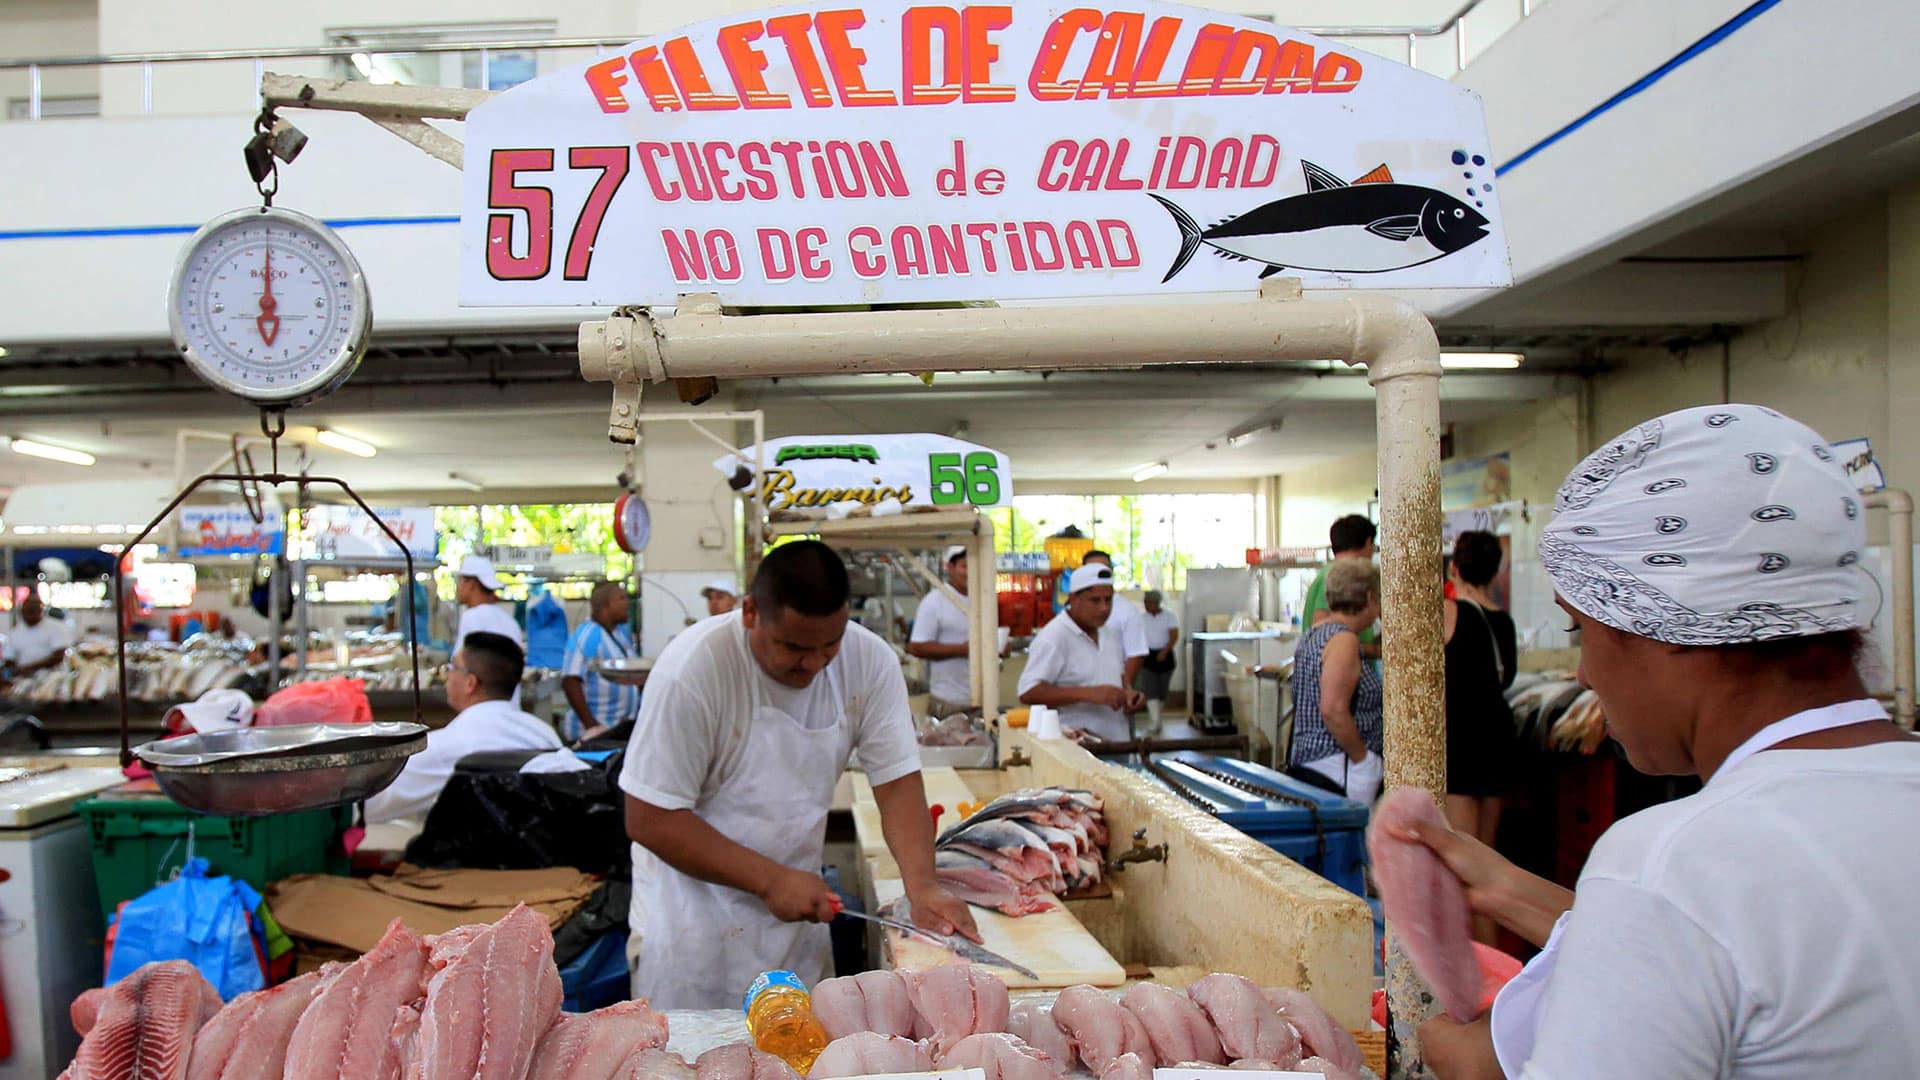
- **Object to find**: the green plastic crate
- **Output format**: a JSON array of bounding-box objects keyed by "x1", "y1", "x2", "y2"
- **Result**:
[{"x1": 77, "y1": 790, "x2": 352, "y2": 921}]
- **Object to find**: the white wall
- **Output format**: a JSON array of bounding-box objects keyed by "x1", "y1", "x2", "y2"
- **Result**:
[
  {"x1": 1452, "y1": 0, "x2": 1920, "y2": 312},
  {"x1": 1276, "y1": 450, "x2": 1376, "y2": 550},
  {"x1": 0, "y1": 0, "x2": 98, "y2": 120}
]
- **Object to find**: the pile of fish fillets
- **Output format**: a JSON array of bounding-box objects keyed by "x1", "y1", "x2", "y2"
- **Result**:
[
  {"x1": 810, "y1": 966, "x2": 1367, "y2": 1080},
  {"x1": 58, "y1": 904, "x2": 693, "y2": 1080},
  {"x1": 934, "y1": 788, "x2": 1110, "y2": 917}
]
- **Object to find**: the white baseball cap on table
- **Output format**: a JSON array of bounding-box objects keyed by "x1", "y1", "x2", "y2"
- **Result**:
[
  {"x1": 701, "y1": 578, "x2": 737, "y2": 598},
  {"x1": 1069, "y1": 564, "x2": 1115, "y2": 594},
  {"x1": 456, "y1": 555, "x2": 503, "y2": 592},
  {"x1": 166, "y1": 688, "x2": 254, "y2": 734}
]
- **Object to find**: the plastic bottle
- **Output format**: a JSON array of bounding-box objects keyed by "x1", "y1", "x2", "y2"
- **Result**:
[{"x1": 743, "y1": 970, "x2": 829, "y2": 1074}]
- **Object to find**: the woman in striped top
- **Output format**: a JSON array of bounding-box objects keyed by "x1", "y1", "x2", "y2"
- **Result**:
[{"x1": 1289, "y1": 558, "x2": 1385, "y2": 802}]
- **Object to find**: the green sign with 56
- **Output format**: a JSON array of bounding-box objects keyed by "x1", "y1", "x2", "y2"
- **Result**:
[{"x1": 714, "y1": 434, "x2": 1012, "y2": 512}]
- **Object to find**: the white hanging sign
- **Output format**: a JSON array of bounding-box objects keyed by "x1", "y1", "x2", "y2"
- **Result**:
[
  {"x1": 1831, "y1": 437, "x2": 1885, "y2": 494},
  {"x1": 459, "y1": 0, "x2": 1510, "y2": 308},
  {"x1": 300, "y1": 506, "x2": 439, "y2": 560},
  {"x1": 716, "y1": 434, "x2": 1012, "y2": 512}
]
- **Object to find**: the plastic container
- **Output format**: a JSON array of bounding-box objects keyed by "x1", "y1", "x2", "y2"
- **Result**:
[
  {"x1": 78, "y1": 788, "x2": 351, "y2": 921},
  {"x1": 560, "y1": 928, "x2": 631, "y2": 1012},
  {"x1": 1132, "y1": 752, "x2": 1370, "y2": 897},
  {"x1": 743, "y1": 971, "x2": 829, "y2": 1074}
]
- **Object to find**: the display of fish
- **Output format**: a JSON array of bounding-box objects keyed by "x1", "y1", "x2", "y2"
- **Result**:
[
  {"x1": 60, "y1": 961, "x2": 225, "y2": 1080},
  {"x1": 188, "y1": 965, "x2": 340, "y2": 1080},
  {"x1": 284, "y1": 918, "x2": 429, "y2": 1080},
  {"x1": 526, "y1": 1000, "x2": 671, "y2": 1080},
  {"x1": 418, "y1": 903, "x2": 563, "y2": 1080},
  {"x1": 1152, "y1": 161, "x2": 1490, "y2": 282}
]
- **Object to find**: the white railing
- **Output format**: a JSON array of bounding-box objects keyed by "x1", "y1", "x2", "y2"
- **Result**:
[{"x1": 1, "y1": 0, "x2": 1530, "y2": 121}]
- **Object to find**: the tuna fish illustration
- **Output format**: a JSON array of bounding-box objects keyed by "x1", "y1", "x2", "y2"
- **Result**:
[{"x1": 1151, "y1": 160, "x2": 1491, "y2": 282}]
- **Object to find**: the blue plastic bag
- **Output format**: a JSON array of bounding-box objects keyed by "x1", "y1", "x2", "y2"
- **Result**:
[{"x1": 106, "y1": 857, "x2": 266, "y2": 1000}]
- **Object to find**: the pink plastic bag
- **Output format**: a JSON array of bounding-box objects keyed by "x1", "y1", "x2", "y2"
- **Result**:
[{"x1": 253, "y1": 678, "x2": 373, "y2": 727}]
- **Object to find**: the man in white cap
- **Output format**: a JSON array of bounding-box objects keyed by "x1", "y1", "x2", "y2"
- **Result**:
[
  {"x1": 701, "y1": 577, "x2": 739, "y2": 618},
  {"x1": 1018, "y1": 563, "x2": 1143, "y2": 742},
  {"x1": 453, "y1": 555, "x2": 523, "y2": 653},
  {"x1": 1079, "y1": 551, "x2": 1149, "y2": 685},
  {"x1": 907, "y1": 546, "x2": 975, "y2": 717}
]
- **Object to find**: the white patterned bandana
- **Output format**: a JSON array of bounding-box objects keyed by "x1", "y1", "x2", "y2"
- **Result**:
[{"x1": 1540, "y1": 404, "x2": 1868, "y2": 645}]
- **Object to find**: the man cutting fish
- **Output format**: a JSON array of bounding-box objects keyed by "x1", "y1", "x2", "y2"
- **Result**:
[{"x1": 620, "y1": 540, "x2": 980, "y2": 1009}]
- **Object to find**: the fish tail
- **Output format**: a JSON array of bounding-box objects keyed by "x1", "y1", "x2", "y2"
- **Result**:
[{"x1": 1149, "y1": 193, "x2": 1203, "y2": 283}]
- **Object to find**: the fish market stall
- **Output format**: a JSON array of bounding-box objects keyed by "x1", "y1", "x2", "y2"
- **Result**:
[{"x1": 847, "y1": 731, "x2": 1374, "y2": 1030}]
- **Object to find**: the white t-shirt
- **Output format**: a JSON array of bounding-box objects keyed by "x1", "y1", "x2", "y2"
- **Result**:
[
  {"x1": 1140, "y1": 609, "x2": 1180, "y2": 651},
  {"x1": 363, "y1": 698, "x2": 562, "y2": 824},
  {"x1": 1018, "y1": 613, "x2": 1129, "y2": 741},
  {"x1": 454, "y1": 603, "x2": 524, "y2": 652},
  {"x1": 1107, "y1": 594, "x2": 1149, "y2": 658},
  {"x1": 910, "y1": 588, "x2": 971, "y2": 706},
  {"x1": 1510, "y1": 735, "x2": 1920, "y2": 1078},
  {"x1": 3, "y1": 618, "x2": 73, "y2": 668},
  {"x1": 618, "y1": 612, "x2": 921, "y2": 814}
]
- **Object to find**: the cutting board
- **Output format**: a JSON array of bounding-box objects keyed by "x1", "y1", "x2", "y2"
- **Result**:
[{"x1": 873, "y1": 878, "x2": 1125, "y2": 990}]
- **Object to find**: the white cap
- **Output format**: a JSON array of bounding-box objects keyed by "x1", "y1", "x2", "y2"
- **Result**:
[
  {"x1": 701, "y1": 577, "x2": 737, "y2": 598},
  {"x1": 166, "y1": 688, "x2": 253, "y2": 734},
  {"x1": 456, "y1": 555, "x2": 503, "y2": 592},
  {"x1": 1069, "y1": 564, "x2": 1115, "y2": 595},
  {"x1": 945, "y1": 545, "x2": 968, "y2": 564}
]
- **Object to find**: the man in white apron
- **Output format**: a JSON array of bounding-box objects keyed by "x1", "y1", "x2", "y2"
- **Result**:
[{"x1": 619, "y1": 540, "x2": 980, "y2": 1009}]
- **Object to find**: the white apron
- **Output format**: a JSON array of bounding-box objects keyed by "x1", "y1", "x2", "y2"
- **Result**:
[
  {"x1": 631, "y1": 684, "x2": 854, "y2": 1011},
  {"x1": 1489, "y1": 699, "x2": 1888, "y2": 1075}
]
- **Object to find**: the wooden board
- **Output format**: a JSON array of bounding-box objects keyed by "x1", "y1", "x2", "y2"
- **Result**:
[{"x1": 873, "y1": 878, "x2": 1125, "y2": 990}]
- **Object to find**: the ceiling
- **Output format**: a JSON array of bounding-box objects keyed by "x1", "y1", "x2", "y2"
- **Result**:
[{"x1": 0, "y1": 355, "x2": 1576, "y2": 497}]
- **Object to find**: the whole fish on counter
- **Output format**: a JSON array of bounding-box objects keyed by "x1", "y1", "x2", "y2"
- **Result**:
[{"x1": 932, "y1": 787, "x2": 1109, "y2": 916}]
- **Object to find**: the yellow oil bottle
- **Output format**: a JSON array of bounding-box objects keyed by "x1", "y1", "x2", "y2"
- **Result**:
[{"x1": 743, "y1": 971, "x2": 829, "y2": 1074}]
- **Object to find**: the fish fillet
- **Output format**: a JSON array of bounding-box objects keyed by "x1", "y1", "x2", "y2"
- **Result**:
[
  {"x1": 285, "y1": 918, "x2": 430, "y2": 1080},
  {"x1": 621, "y1": 1050, "x2": 696, "y2": 1080},
  {"x1": 1291, "y1": 1057, "x2": 1361, "y2": 1080},
  {"x1": 900, "y1": 966, "x2": 1010, "y2": 1057},
  {"x1": 1259, "y1": 988, "x2": 1361, "y2": 1077},
  {"x1": 1186, "y1": 976, "x2": 1299, "y2": 1067},
  {"x1": 1120, "y1": 983, "x2": 1223, "y2": 1066},
  {"x1": 1006, "y1": 1002, "x2": 1076, "y2": 1067},
  {"x1": 419, "y1": 903, "x2": 563, "y2": 1080},
  {"x1": 1051, "y1": 987, "x2": 1156, "y2": 1074},
  {"x1": 1099, "y1": 1053, "x2": 1152, "y2": 1080},
  {"x1": 60, "y1": 961, "x2": 224, "y2": 1080},
  {"x1": 187, "y1": 965, "x2": 339, "y2": 1080},
  {"x1": 527, "y1": 1001, "x2": 671, "y2": 1080},
  {"x1": 813, "y1": 971, "x2": 917, "y2": 1041},
  {"x1": 1367, "y1": 787, "x2": 1482, "y2": 1021},
  {"x1": 808, "y1": 1033, "x2": 932, "y2": 1079},
  {"x1": 693, "y1": 1044, "x2": 800, "y2": 1080},
  {"x1": 937, "y1": 1033, "x2": 1060, "y2": 1080}
]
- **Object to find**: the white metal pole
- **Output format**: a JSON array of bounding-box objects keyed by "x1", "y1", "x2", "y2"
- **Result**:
[
  {"x1": 1868, "y1": 490, "x2": 1916, "y2": 729},
  {"x1": 970, "y1": 514, "x2": 998, "y2": 716},
  {"x1": 1364, "y1": 301, "x2": 1448, "y2": 1078}
]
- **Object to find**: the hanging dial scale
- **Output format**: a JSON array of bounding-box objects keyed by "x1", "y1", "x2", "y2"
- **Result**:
[{"x1": 168, "y1": 205, "x2": 370, "y2": 408}]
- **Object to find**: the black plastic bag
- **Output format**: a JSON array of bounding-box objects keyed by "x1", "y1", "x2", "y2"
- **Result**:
[{"x1": 404, "y1": 750, "x2": 631, "y2": 875}]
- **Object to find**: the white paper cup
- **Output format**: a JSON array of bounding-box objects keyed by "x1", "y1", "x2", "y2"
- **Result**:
[{"x1": 997, "y1": 627, "x2": 1012, "y2": 652}]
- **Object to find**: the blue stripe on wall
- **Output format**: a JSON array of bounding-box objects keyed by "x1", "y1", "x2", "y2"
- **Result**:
[
  {"x1": 0, "y1": 214, "x2": 458, "y2": 242},
  {"x1": 1497, "y1": 0, "x2": 1785, "y2": 177}
]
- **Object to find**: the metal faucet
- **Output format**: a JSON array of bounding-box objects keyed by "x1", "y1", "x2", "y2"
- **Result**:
[
  {"x1": 1004, "y1": 746, "x2": 1031, "y2": 768},
  {"x1": 1106, "y1": 828, "x2": 1169, "y2": 873}
]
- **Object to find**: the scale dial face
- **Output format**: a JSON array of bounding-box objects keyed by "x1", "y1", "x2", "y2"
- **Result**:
[
  {"x1": 168, "y1": 206, "x2": 371, "y2": 407},
  {"x1": 614, "y1": 493, "x2": 652, "y2": 554}
]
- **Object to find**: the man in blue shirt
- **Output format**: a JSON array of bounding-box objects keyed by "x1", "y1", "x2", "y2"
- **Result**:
[{"x1": 561, "y1": 581, "x2": 640, "y2": 742}]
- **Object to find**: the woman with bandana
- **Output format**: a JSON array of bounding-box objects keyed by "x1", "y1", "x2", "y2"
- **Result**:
[{"x1": 1400, "y1": 404, "x2": 1920, "y2": 1078}]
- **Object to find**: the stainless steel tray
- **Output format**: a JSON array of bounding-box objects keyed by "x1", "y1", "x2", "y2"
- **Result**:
[
  {"x1": 135, "y1": 723, "x2": 428, "y2": 817},
  {"x1": 592, "y1": 657, "x2": 655, "y2": 684}
]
